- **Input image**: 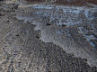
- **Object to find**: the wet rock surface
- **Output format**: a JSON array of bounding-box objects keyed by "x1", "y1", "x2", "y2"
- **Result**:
[{"x1": 0, "y1": 1, "x2": 97, "y2": 72}]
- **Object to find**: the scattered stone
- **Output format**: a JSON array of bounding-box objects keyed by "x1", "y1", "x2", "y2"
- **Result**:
[
  {"x1": 46, "y1": 23, "x2": 51, "y2": 26},
  {"x1": 0, "y1": 0, "x2": 3, "y2": 1},
  {"x1": 62, "y1": 24, "x2": 67, "y2": 28},
  {"x1": 0, "y1": 13, "x2": 3, "y2": 16},
  {"x1": 36, "y1": 35, "x2": 40, "y2": 39},
  {"x1": 16, "y1": 34, "x2": 20, "y2": 36},
  {"x1": 0, "y1": 0, "x2": 97, "y2": 72}
]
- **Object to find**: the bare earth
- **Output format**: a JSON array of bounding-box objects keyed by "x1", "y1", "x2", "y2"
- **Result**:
[{"x1": 0, "y1": 1, "x2": 97, "y2": 72}]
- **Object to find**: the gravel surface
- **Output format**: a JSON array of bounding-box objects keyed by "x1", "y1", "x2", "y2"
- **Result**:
[{"x1": 0, "y1": 1, "x2": 97, "y2": 72}]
